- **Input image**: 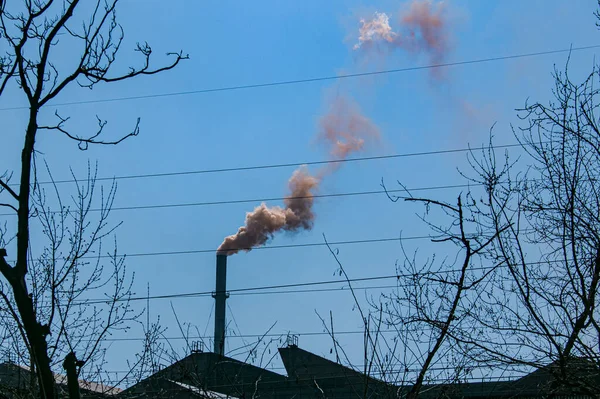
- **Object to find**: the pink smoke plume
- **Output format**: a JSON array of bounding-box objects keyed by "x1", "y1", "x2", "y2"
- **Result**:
[
  {"x1": 217, "y1": 95, "x2": 379, "y2": 256},
  {"x1": 217, "y1": 167, "x2": 318, "y2": 256},
  {"x1": 354, "y1": 0, "x2": 449, "y2": 76},
  {"x1": 353, "y1": 12, "x2": 397, "y2": 50},
  {"x1": 318, "y1": 95, "x2": 380, "y2": 173}
]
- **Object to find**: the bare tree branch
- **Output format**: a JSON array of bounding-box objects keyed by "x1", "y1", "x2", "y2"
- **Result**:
[{"x1": 0, "y1": 1, "x2": 187, "y2": 397}]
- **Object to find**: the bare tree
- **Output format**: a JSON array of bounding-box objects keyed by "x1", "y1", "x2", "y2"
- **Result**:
[
  {"x1": 381, "y1": 192, "x2": 503, "y2": 398},
  {"x1": 0, "y1": 1, "x2": 186, "y2": 397},
  {"x1": 324, "y1": 31, "x2": 600, "y2": 399},
  {"x1": 373, "y1": 59, "x2": 600, "y2": 397},
  {"x1": 460, "y1": 59, "x2": 600, "y2": 395},
  {"x1": 321, "y1": 190, "x2": 501, "y2": 398}
]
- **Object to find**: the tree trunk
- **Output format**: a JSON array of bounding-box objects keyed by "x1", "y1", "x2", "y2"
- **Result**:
[
  {"x1": 11, "y1": 108, "x2": 57, "y2": 398},
  {"x1": 14, "y1": 288, "x2": 56, "y2": 398},
  {"x1": 63, "y1": 352, "x2": 81, "y2": 399}
]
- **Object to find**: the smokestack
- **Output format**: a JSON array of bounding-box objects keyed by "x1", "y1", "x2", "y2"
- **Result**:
[{"x1": 213, "y1": 253, "x2": 229, "y2": 356}]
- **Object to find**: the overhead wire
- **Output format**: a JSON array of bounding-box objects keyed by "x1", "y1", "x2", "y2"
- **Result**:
[
  {"x1": 67, "y1": 328, "x2": 437, "y2": 342},
  {"x1": 0, "y1": 36, "x2": 595, "y2": 395},
  {"x1": 0, "y1": 40, "x2": 582, "y2": 370},
  {"x1": 75, "y1": 374, "x2": 529, "y2": 394},
  {"x1": 122, "y1": 364, "x2": 533, "y2": 392},
  {"x1": 2, "y1": 233, "x2": 483, "y2": 262},
  {"x1": 91, "y1": 369, "x2": 528, "y2": 392},
  {"x1": 225, "y1": 283, "x2": 400, "y2": 297},
  {"x1": 0, "y1": 44, "x2": 598, "y2": 112},
  {"x1": 19, "y1": 256, "x2": 563, "y2": 310},
  {"x1": 0, "y1": 182, "x2": 478, "y2": 217},
  {"x1": 79, "y1": 272, "x2": 418, "y2": 305},
  {"x1": 227, "y1": 302, "x2": 249, "y2": 353},
  {"x1": 100, "y1": 361, "x2": 532, "y2": 376},
  {"x1": 0, "y1": 140, "x2": 520, "y2": 216},
  {"x1": 23, "y1": 142, "x2": 526, "y2": 186},
  {"x1": 71, "y1": 257, "x2": 568, "y2": 306}
]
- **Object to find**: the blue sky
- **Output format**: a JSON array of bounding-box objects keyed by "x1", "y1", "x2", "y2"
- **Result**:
[{"x1": 1, "y1": 0, "x2": 600, "y2": 383}]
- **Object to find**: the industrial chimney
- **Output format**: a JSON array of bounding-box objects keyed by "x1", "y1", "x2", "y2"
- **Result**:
[{"x1": 213, "y1": 253, "x2": 229, "y2": 356}]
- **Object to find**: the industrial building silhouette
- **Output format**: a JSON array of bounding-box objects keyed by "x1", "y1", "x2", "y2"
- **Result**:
[
  {"x1": 120, "y1": 338, "x2": 396, "y2": 398},
  {"x1": 117, "y1": 340, "x2": 600, "y2": 399},
  {"x1": 1, "y1": 254, "x2": 599, "y2": 398},
  {"x1": 117, "y1": 254, "x2": 600, "y2": 398}
]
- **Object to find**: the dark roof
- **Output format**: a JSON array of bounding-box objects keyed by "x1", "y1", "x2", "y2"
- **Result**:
[
  {"x1": 398, "y1": 380, "x2": 514, "y2": 399},
  {"x1": 120, "y1": 347, "x2": 600, "y2": 399},
  {"x1": 122, "y1": 346, "x2": 397, "y2": 399},
  {"x1": 398, "y1": 357, "x2": 600, "y2": 399},
  {"x1": 119, "y1": 351, "x2": 289, "y2": 398},
  {"x1": 279, "y1": 345, "x2": 395, "y2": 397},
  {"x1": 0, "y1": 362, "x2": 119, "y2": 398},
  {"x1": 0, "y1": 362, "x2": 31, "y2": 396},
  {"x1": 512, "y1": 357, "x2": 600, "y2": 396},
  {"x1": 116, "y1": 377, "x2": 234, "y2": 399}
]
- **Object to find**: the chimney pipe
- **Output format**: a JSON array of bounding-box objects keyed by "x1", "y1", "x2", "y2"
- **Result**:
[{"x1": 213, "y1": 253, "x2": 229, "y2": 356}]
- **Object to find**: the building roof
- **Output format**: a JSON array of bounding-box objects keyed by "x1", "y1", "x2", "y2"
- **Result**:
[
  {"x1": 119, "y1": 351, "x2": 288, "y2": 398},
  {"x1": 398, "y1": 357, "x2": 600, "y2": 399},
  {"x1": 121, "y1": 345, "x2": 396, "y2": 398},
  {"x1": 279, "y1": 345, "x2": 395, "y2": 397},
  {"x1": 0, "y1": 361, "x2": 121, "y2": 397},
  {"x1": 116, "y1": 376, "x2": 240, "y2": 399},
  {"x1": 120, "y1": 345, "x2": 600, "y2": 399}
]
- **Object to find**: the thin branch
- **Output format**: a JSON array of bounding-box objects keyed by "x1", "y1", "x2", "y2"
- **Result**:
[
  {"x1": 0, "y1": 203, "x2": 18, "y2": 213},
  {"x1": 0, "y1": 178, "x2": 19, "y2": 201}
]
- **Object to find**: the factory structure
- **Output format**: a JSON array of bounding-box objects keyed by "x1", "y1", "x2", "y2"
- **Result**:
[
  {"x1": 117, "y1": 254, "x2": 600, "y2": 398},
  {"x1": 1, "y1": 254, "x2": 599, "y2": 398}
]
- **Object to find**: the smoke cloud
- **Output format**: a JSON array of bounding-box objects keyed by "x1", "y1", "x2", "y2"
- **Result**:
[
  {"x1": 353, "y1": 12, "x2": 397, "y2": 51},
  {"x1": 217, "y1": 95, "x2": 378, "y2": 256},
  {"x1": 354, "y1": 0, "x2": 449, "y2": 74},
  {"x1": 217, "y1": 167, "x2": 318, "y2": 256},
  {"x1": 318, "y1": 95, "x2": 380, "y2": 173}
]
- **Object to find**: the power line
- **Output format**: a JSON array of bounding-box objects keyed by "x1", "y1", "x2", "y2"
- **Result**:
[
  {"x1": 90, "y1": 258, "x2": 576, "y2": 307},
  {"x1": 0, "y1": 182, "x2": 477, "y2": 217},
  {"x1": 43, "y1": 251, "x2": 564, "y2": 309},
  {"x1": 5, "y1": 226, "x2": 535, "y2": 263},
  {"x1": 229, "y1": 283, "x2": 400, "y2": 297},
  {"x1": 121, "y1": 363, "x2": 534, "y2": 392},
  {"x1": 77, "y1": 373, "x2": 530, "y2": 391},
  {"x1": 249, "y1": 363, "x2": 531, "y2": 375},
  {"x1": 30, "y1": 143, "x2": 524, "y2": 185},
  {"x1": 27, "y1": 257, "x2": 562, "y2": 308},
  {"x1": 101, "y1": 362, "x2": 532, "y2": 375},
  {"x1": 79, "y1": 264, "x2": 498, "y2": 305},
  {"x1": 76, "y1": 257, "x2": 565, "y2": 306},
  {"x1": 94, "y1": 367, "x2": 527, "y2": 390},
  {"x1": 75, "y1": 329, "x2": 400, "y2": 342},
  {"x1": 0, "y1": 172, "x2": 563, "y2": 217},
  {"x1": 95, "y1": 183, "x2": 472, "y2": 211},
  {"x1": 1, "y1": 45, "x2": 597, "y2": 111},
  {"x1": 83, "y1": 274, "x2": 403, "y2": 305},
  {"x1": 2, "y1": 234, "x2": 445, "y2": 263},
  {"x1": 117, "y1": 183, "x2": 472, "y2": 209}
]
